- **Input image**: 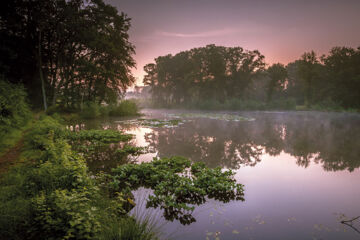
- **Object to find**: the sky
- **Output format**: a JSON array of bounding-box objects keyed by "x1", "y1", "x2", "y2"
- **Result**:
[{"x1": 104, "y1": 0, "x2": 360, "y2": 86}]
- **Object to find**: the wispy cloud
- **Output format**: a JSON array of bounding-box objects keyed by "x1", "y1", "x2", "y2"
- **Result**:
[{"x1": 158, "y1": 28, "x2": 240, "y2": 38}]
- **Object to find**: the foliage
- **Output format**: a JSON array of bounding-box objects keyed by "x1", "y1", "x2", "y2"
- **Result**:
[
  {"x1": 67, "y1": 129, "x2": 132, "y2": 144},
  {"x1": 143, "y1": 45, "x2": 360, "y2": 111},
  {"x1": 0, "y1": 80, "x2": 32, "y2": 155},
  {"x1": 168, "y1": 113, "x2": 255, "y2": 121},
  {"x1": 143, "y1": 44, "x2": 265, "y2": 106},
  {"x1": 109, "y1": 156, "x2": 245, "y2": 225},
  {"x1": 0, "y1": 116, "x2": 157, "y2": 239},
  {"x1": 80, "y1": 102, "x2": 101, "y2": 119},
  {"x1": 109, "y1": 100, "x2": 139, "y2": 117},
  {"x1": 30, "y1": 189, "x2": 101, "y2": 240},
  {"x1": 119, "y1": 118, "x2": 185, "y2": 128},
  {"x1": 0, "y1": 80, "x2": 31, "y2": 138},
  {"x1": 1, "y1": 115, "x2": 246, "y2": 237},
  {"x1": 0, "y1": 0, "x2": 136, "y2": 109},
  {"x1": 98, "y1": 217, "x2": 160, "y2": 240},
  {"x1": 266, "y1": 63, "x2": 287, "y2": 102}
]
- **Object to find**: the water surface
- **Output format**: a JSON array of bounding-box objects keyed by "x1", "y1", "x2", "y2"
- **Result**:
[{"x1": 74, "y1": 109, "x2": 360, "y2": 239}]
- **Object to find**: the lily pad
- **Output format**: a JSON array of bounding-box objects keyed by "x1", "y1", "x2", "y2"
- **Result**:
[
  {"x1": 167, "y1": 113, "x2": 255, "y2": 122},
  {"x1": 117, "y1": 118, "x2": 188, "y2": 128}
]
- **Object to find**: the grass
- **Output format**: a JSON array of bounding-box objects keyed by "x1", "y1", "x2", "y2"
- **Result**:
[{"x1": 98, "y1": 217, "x2": 162, "y2": 240}]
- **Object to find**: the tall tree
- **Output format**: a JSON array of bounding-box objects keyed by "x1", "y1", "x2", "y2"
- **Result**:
[
  {"x1": 0, "y1": 0, "x2": 135, "y2": 109},
  {"x1": 266, "y1": 63, "x2": 287, "y2": 102},
  {"x1": 298, "y1": 51, "x2": 319, "y2": 106}
]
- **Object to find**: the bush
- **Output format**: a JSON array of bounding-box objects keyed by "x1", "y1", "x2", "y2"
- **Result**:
[
  {"x1": 80, "y1": 102, "x2": 101, "y2": 119},
  {"x1": 30, "y1": 189, "x2": 101, "y2": 239},
  {"x1": 311, "y1": 99, "x2": 343, "y2": 112},
  {"x1": 0, "y1": 80, "x2": 31, "y2": 153},
  {"x1": 0, "y1": 116, "x2": 163, "y2": 239},
  {"x1": 196, "y1": 99, "x2": 222, "y2": 110},
  {"x1": 109, "y1": 100, "x2": 139, "y2": 117},
  {"x1": 267, "y1": 98, "x2": 296, "y2": 110},
  {"x1": 0, "y1": 117, "x2": 119, "y2": 239}
]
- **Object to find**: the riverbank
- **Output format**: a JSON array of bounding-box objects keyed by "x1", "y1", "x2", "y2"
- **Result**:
[
  {"x1": 0, "y1": 115, "x2": 161, "y2": 239},
  {"x1": 137, "y1": 98, "x2": 359, "y2": 113}
]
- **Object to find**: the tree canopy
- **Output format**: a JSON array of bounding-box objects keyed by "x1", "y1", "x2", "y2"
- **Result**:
[
  {"x1": 0, "y1": 0, "x2": 135, "y2": 109},
  {"x1": 143, "y1": 45, "x2": 360, "y2": 110},
  {"x1": 143, "y1": 44, "x2": 265, "y2": 106}
]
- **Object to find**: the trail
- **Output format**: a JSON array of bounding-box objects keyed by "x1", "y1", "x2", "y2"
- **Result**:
[{"x1": 0, "y1": 137, "x2": 24, "y2": 174}]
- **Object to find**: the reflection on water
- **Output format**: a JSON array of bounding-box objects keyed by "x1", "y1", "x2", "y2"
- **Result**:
[
  {"x1": 72, "y1": 110, "x2": 360, "y2": 239},
  {"x1": 141, "y1": 111, "x2": 360, "y2": 172}
]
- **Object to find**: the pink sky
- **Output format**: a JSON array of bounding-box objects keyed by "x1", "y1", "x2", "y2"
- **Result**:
[{"x1": 105, "y1": 0, "x2": 360, "y2": 86}]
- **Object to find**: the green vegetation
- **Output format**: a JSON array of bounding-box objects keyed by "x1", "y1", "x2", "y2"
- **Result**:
[
  {"x1": 0, "y1": 116, "x2": 145, "y2": 239},
  {"x1": 168, "y1": 113, "x2": 255, "y2": 121},
  {"x1": 0, "y1": 116, "x2": 245, "y2": 238},
  {"x1": 0, "y1": 80, "x2": 32, "y2": 155},
  {"x1": 120, "y1": 118, "x2": 186, "y2": 128},
  {"x1": 109, "y1": 156, "x2": 244, "y2": 225},
  {"x1": 109, "y1": 100, "x2": 140, "y2": 117},
  {"x1": 78, "y1": 100, "x2": 140, "y2": 119},
  {"x1": 1, "y1": 0, "x2": 135, "y2": 110},
  {"x1": 143, "y1": 45, "x2": 360, "y2": 112}
]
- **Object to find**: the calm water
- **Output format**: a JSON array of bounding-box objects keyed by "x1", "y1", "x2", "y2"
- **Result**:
[{"x1": 74, "y1": 109, "x2": 360, "y2": 240}]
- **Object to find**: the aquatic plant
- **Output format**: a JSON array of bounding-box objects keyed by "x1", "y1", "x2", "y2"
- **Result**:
[
  {"x1": 168, "y1": 113, "x2": 255, "y2": 121},
  {"x1": 109, "y1": 156, "x2": 245, "y2": 225},
  {"x1": 118, "y1": 118, "x2": 188, "y2": 128}
]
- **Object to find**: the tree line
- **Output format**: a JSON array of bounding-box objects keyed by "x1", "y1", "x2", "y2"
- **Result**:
[
  {"x1": 0, "y1": 0, "x2": 135, "y2": 110},
  {"x1": 143, "y1": 44, "x2": 360, "y2": 110}
]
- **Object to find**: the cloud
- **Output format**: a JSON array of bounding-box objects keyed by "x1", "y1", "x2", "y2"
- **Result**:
[{"x1": 157, "y1": 28, "x2": 240, "y2": 38}]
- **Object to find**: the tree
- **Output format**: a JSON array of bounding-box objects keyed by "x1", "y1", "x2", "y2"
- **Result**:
[
  {"x1": 297, "y1": 51, "x2": 320, "y2": 106},
  {"x1": 0, "y1": 0, "x2": 135, "y2": 109},
  {"x1": 322, "y1": 46, "x2": 360, "y2": 108},
  {"x1": 143, "y1": 44, "x2": 265, "y2": 106},
  {"x1": 266, "y1": 63, "x2": 287, "y2": 102}
]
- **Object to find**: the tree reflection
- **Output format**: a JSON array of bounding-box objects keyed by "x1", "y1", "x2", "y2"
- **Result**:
[{"x1": 141, "y1": 112, "x2": 360, "y2": 172}]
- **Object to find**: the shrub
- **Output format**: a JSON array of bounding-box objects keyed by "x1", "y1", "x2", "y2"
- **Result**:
[
  {"x1": 80, "y1": 102, "x2": 101, "y2": 119},
  {"x1": 109, "y1": 100, "x2": 139, "y2": 117},
  {"x1": 311, "y1": 99, "x2": 343, "y2": 111},
  {"x1": 0, "y1": 80, "x2": 31, "y2": 153},
  {"x1": 267, "y1": 98, "x2": 296, "y2": 110},
  {"x1": 30, "y1": 189, "x2": 101, "y2": 240},
  {"x1": 196, "y1": 99, "x2": 222, "y2": 110}
]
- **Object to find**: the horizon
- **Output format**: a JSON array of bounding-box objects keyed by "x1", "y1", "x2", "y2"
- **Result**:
[{"x1": 105, "y1": 0, "x2": 360, "y2": 86}]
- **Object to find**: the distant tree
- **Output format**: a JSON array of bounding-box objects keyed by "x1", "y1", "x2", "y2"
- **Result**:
[
  {"x1": 266, "y1": 63, "x2": 287, "y2": 102},
  {"x1": 297, "y1": 51, "x2": 320, "y2": 106},
  {"x1": 322, "y1": 46, "x2": 360, "y2": 108},
  {"x1": 143, "y1": 45, "x2": 265, "y2": 106}
]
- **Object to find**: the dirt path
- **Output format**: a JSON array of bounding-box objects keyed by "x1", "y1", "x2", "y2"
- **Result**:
[{"x1": 0, "y1": 137, "x2": 24, "y2": 174}]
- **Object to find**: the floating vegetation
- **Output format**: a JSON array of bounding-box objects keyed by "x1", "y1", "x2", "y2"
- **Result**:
[
  {"x1": 117, "y1": 118, "x2": 189, "y2": 128},
  {"x1": 167, "y1": 113, "x2": 255, "y2": 122}
]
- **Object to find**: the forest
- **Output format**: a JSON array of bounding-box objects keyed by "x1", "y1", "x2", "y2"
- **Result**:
[{"x1": 143, "y1": 45, "x2": 360, "y2": 110}]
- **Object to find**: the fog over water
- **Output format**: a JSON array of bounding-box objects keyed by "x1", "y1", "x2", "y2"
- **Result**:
[{"x1": 77, "y1": 109, "x2": 360, "y2": 239}]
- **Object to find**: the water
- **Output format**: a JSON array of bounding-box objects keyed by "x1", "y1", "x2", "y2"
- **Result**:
[{"x1": 74, "y1": 109, "x2": 360, "y2": 239}]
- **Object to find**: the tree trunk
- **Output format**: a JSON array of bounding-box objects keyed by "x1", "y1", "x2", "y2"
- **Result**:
[{"x1": 38, "y1": 30, "x2": 47, "y2": 111}]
